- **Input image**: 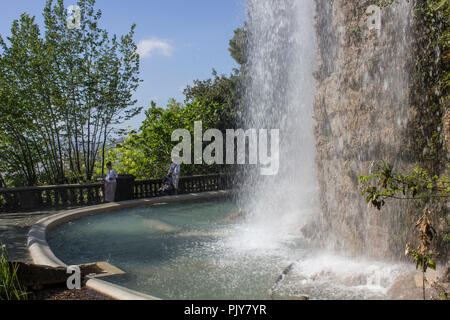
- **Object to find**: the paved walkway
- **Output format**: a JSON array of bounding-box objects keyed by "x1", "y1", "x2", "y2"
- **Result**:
[{"x1": 0, "y1": 209, "x2": 70, "y2": 262}]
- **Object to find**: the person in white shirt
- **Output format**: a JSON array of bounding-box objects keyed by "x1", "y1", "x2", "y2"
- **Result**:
[
  {"x1": 168, "y1": 159, "x2": 181, "y2": 194},
  {"x1": 104, "y1": 161, "x2": 118, "y2": 202}
]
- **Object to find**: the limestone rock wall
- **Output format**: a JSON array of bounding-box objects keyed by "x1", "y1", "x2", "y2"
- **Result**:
[{"x1": 312, "y1": 0, "x2": 421, "y2": 258}]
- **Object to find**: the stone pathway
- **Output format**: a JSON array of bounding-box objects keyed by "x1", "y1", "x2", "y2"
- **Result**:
[{"x1": 0, "y1": 208, "x2": 75, "y2": 262}]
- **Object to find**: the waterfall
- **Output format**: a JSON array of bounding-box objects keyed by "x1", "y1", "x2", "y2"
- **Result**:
[
  {"x1": 236, "y1": 0, "x2": 416, "y2": 259},
  {"x1": 223, "y1": 0, "x2": 420, "y2": 298},
  {"x1": 236, "y1": 0, "x2": 319, "y2": 248}
]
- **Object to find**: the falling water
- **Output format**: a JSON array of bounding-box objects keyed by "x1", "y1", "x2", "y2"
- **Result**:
[
  {"x1": 236, "y1": 0, "x2": 417, "y2": 256},
  {"x1": 228, "y1": 0, "x2": 420, "y2": 298},
  {"x1": 237, "y1": 0, "x2": 319, "y2": 246}
]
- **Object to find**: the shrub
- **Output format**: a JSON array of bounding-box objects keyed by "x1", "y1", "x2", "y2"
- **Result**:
[{"x1": 0, "y1": 244, "x2": 30, "y2": 300}]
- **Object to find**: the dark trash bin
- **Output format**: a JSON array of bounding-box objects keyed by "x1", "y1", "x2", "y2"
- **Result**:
[
  {"x1": 19, "y1": 189, "x2": 41, "y2": 210},
  {"x1": 115, "y1": 174, "x2": 135, "y2": 202}
]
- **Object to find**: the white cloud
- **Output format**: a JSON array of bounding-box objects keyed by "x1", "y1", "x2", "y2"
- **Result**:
[{"x1": 136, "y1": 38, "x2": 174, "y2": 58}]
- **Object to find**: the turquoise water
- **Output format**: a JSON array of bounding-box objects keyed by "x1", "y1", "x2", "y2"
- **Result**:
[{"x1": 48, "y1": 198, "x2": 409, "y2": 300}]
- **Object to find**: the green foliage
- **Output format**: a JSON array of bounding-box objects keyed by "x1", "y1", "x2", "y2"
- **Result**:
[
  {"x1": 360, "y1": 1, "x2": 449, "y2": 298},
  {"x1": 100, "y1": 132, "x2": 150, "y2": 179},
  {"x1": 0, "y1": 6, "x2": 246, "y2": 186},
  {"x1": 375, "y1": 0, "x2": 403, "y2": 9},
  {"x1": 0, "y1": 0, "x2": 141, "y2": 186},
  {"x1": 443, "y1": 232, "x2": 450, "y2": 242},
  {"x1": 228, "y1": 25, "x2": 248, "y2": 67},
  {"x1": 364, "y1": 0, "x2": 448, "y2": 165},
  {"x1": 359, "y1": 162, "x2": 449, "y2": 299},
  {"x1": 108, "y1": 25, "x2": 248, "y2": 179},
  {"x1": 405, "y1": 208, "x2": 438, "y2": 300},
  {"x1": 183, "y1": 69, "x2": 241, "y2": 129},
  {"x1": 0, "y1": 245, "x2": 30, "y2": 300},
  {"x1": 410, "y1": 0, "x2": 449, "y2": 164},
  {"x1": 358, "y1": 160, "x2": 449, "y2": 210},
  {"x1": 406, "y1": 244, "x2": 436, "y2": 271},
  {"x1": 103, "y1": 99, "x2": 234, "y2": 179}
]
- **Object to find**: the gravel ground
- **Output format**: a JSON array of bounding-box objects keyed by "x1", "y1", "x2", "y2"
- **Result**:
[{"x1": 31, "y1": 285, "x2": 114, "y2": 300}]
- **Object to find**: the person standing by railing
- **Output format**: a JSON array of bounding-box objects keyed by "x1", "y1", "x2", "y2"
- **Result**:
[
  {"x1": 104, "y1": 161, "x2": 118, "y2": 202},
  {"x1": 168, "y1": 159, "x2": 181, "y2": 194}
]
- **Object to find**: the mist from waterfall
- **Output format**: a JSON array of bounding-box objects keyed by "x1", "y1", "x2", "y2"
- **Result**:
[{"x1": 235, "y1": 0, "x2": 319, "y2": 248}]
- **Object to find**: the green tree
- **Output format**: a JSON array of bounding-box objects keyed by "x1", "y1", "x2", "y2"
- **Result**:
[
  {"x1": 102, "y1": 24, "x2": 250, "y2": 180},
  {"x1": 183, "y1": 69, "x2": 241, "y2": 130},
  {"x1": 0, "y1": 0, "x2": 141, "y2": 186},
  {"x1": 0, "y1": 14, "x2": 48, "y2": 186},
  {"x1": 104, "y1": 99, "x2": 233, "y2": 179},
  {"x1": 228, "y1": 24, "x2": 248, "y2": 67}
]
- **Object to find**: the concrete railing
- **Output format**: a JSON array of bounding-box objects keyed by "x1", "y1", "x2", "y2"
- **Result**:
[{"x1": 0, "y1": 173, "x2": 232, "y2": 213}]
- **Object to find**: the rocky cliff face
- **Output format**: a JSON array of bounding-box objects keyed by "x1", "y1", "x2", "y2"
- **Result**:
[{"x1": 311, "y1": 0, "x2": 446, "y2": 259}]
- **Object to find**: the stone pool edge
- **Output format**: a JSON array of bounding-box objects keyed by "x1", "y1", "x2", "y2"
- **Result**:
[{"x1": 27, "y1": 190, "x2": 233, "y2": 300}]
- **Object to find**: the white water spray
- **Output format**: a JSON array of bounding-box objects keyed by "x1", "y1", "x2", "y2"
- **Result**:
[
  {"x1": 227, "y1": 0, "x2": 417, "y2": 298},
  {"x1": 237, "y1": 0, "x2": 319, "y2": 247}
]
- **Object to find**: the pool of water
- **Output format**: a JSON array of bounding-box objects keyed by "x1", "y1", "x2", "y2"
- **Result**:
[{"x1": 48, "y1": 197, "x2": 411, "y2": 300}]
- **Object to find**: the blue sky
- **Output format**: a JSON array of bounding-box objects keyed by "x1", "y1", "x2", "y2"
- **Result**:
[{"x1": 0, "y1": 0, "x2": 247, "y2": 129}]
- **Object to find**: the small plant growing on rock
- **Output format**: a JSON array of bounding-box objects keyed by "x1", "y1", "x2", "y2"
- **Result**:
[
  {"x1": 359, "y1": 160, "x2": 449, "y2": 299},
  {"x1": 358, "y1": 161, "x2": 449, "y2": 210}
]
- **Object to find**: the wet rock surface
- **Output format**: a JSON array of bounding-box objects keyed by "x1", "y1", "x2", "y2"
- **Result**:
[{"x1": 312, "y1": 0, "x2": 447, "y2": 259}]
